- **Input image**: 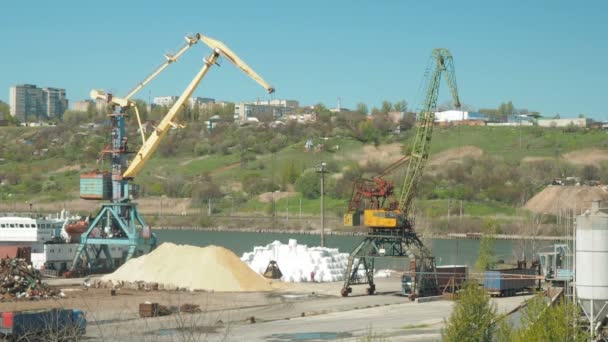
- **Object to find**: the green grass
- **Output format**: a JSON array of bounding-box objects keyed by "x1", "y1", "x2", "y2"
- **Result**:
[
  {"x1": 401, "y1": 323, "x2": 431, "y2": 329},
  {"x1": 421, "y1": 126, "x2": 608, "y2": 161},
  {"x1": 418, "y1": 199, "x2": 518, "y2": 218}
]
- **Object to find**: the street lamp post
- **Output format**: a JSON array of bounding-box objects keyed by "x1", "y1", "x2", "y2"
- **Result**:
[{"x1": 316, "y1": 162, "x2": 328, "y2": 247}]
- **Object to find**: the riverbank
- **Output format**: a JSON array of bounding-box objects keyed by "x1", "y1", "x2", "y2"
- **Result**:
[{"x1": 154, "y1": 226, "x2": 571, "y2": 242}]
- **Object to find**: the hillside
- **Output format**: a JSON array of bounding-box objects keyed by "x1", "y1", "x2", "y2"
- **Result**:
[{"x1": 2, "y1": 122, "x2": 608, "y2": 234}]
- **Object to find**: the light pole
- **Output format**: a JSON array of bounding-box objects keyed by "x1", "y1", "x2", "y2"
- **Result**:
[{"x1": 316, "y1": 162, "x2": 328, "y2": 247}]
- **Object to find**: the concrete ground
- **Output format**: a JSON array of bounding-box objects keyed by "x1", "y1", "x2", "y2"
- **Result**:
[{"x1": 62, "y1": 275, "x2": 533, "y2": 342}]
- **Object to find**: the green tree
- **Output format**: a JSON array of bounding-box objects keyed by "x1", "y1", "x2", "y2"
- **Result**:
[
  {"x1": 280, "y1": 161, "x2": 300, "y2": 188},
  {"x1": 295, "y1": 171, "x2": 321, "y2": 199},
  {"x1": 476, "y1": 220, "x2": 498, "y2": 272},
  {"x1": 581, "y1": 164, "x2": 599, "y2": 181},
  {"x1": 442, "y1": 282, "x2": 496, "y2": 342},
  {"x1": 0, "y1": 101, "x2": 10, "y2": 118},
  {"x1": 511, "y1": 295, "x2": 588, "y2": 342},
  {"x1": 356, "y1": 102, "x2": 368, "y2": 115},
  {"x1": 393, "y1": 100, "x2": 407, "y2": 112},
  {"x1": 380, "y1": 100, "x2": 393, "y2": 114},
  {"x1": 358, "y1": 120, "x2": 380, "y2": 143}
]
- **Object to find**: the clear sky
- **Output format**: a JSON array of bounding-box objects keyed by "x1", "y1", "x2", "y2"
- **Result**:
[{"x1": 1, "y1": 0, "x2": 606, "y2": 119}]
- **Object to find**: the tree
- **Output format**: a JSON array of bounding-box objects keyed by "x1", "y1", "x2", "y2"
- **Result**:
[
  {"x1": 357, "y1": 120, "x2": 380, "y2": 144},
  {"x1": 393, "y1": 100, "x2": 407, "y2": 112},
  {"x1": 476, "y1": 220, "x2": 498, "y2": 272},
  {"x1": 0, "y1": 101, "x2": 10, "y2": 118},
  {"x1": 581, "y1": 164, "x2": 599, "y2": 181},
  {"x1": 280, "y1": 161, "x2": 300, "y2": 188},
  {"x1": 356, "y1": 103, "x2": 368, "y2": 115},
  {"x1": 295, "y1": 171, "x2": 321, "y2": 199},
  {"x1": 442, "y1": 282, "x2": 497, "y2": 342},
  {"x1": 510, "y1": 295, "x2": 588, "y2": 342},
  {"x1": 380, "y1": 100, "x2": 393, "y2": 114}
]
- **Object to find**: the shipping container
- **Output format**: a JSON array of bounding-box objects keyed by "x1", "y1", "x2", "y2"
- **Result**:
[
  {"x1": 483, "y1": 267, "x2": 537, "y2": 296},
  {"x1": 0, "y1": 309, "x2": 86, "y2": 338},
  {"x1": 80, "y1": 172, "x2": 112, "y2": 200},
  {"x1": 436, "y1": 265, "x2": 468, "y2": 292}
]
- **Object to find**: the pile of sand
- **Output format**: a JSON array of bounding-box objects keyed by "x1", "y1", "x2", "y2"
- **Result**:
[
  {"x1": 524, "y1": 185, "x2": 608, "y2": 215},
  {"x1": 102, "y1": 243, "x2": 273, "y2": 292}
]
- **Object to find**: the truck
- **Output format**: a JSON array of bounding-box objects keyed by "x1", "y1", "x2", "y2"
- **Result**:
[
  {"x1": 0, "y1": 309, "x2": 86, "y2": 340},
  {"x1": 483, "y1": 267, "x2": 538, "y2": 297}
]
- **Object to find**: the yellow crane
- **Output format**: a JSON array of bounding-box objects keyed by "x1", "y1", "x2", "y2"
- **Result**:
[{"x1": 71, "y1": 33, "x2": 274, "y2": 272}]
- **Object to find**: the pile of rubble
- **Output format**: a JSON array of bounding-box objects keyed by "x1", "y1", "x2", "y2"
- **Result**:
[{"x1": 0, "y1": 258, "x2": 57, "y2": 300}]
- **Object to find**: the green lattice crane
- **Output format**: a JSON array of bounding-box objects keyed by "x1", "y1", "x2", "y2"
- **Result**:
[
  {"x1": 340, "y1": 48, "x2": 461, "y2": 297},
  {"x1": 398, "y1": 48, "x2": 461, "y2": 226}
]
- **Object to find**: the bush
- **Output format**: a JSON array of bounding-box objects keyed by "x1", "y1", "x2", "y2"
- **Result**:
[
  {"x1": 295, "y1": 171, "x2": 321, "y2": 199},
  {"x1": 242, "y1": 173, "x2": 278, "y2": 195}
]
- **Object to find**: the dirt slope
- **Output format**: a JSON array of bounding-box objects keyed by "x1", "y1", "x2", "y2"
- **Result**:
[
  {"x1": 524, "y1": 185, "x2": 608, "y2": 215},
  {"x1": 562, "y1": 149, "x2": 608, "y2": 166},
  {"x1": 428, "y1": 146, "x2": 484, "y2": 167}
]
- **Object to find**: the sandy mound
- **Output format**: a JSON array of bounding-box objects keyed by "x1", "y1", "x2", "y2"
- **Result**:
[
  {"x1": 258, "y1": 191, "x2": 298, "y2": 203},
  {"x1": 524, "y1": 185, "x2": 608, "y2": 215},
  {"x1": 428, "y1": 146, "x2": 483, "y2": 166},
  {"x1": 521, "y1": 156, "x2": 553, "y2": 163},
  {"x1": 102, "y1": 243, "x2": 273, "y2": 292},
  {"x1": 563, "y1": 149, "x2": 608, "y2": 166},
  {"x1": 346, "y1": 143, "x2": 404, "y2": 166}
]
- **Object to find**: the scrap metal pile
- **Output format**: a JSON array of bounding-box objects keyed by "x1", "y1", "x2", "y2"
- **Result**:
[{"x1": 0, "y1": 258, "x2": 57, "y2": 300}]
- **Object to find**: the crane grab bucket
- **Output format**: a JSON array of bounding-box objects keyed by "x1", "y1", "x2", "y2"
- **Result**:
[{"x1": 200, "y1": 35, "x2": 275, "y2": 94}]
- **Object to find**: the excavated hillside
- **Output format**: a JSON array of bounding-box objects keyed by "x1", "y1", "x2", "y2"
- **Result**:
[{"x1": 524, "y1": 185, "x2": 608, "y2": 215}]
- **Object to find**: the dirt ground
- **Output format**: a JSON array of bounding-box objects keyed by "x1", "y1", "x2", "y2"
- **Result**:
[
  {"x1": 427, "y1": 145, "x2": 483, "y2": 167},
  {"x1": 562, "y1": 148, "x2": 608, "y2": 166}
]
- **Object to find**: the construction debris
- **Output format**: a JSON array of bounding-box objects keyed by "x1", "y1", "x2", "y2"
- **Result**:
[{"x1": 0, "y1": 258, "x2": 57, "y2": 300}]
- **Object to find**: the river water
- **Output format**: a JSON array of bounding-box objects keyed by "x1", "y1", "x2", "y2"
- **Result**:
[{"x1": 155, "y1": 230, "x2": 548, "y2": 269}]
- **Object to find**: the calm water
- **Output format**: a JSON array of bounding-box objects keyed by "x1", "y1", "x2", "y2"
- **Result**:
[{"x1": 155, "y1": 230, "x2": 547, "y2": 269}]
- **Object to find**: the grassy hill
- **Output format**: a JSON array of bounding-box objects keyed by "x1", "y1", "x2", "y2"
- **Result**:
[{"x1": 1, "y1": 122, "x2": 607, "y2": 234}]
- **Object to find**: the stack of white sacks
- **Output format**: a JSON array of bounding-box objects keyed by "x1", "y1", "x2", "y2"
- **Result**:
[{"x1": 241, "y1": 239, "x2": 350, "y2": 282}]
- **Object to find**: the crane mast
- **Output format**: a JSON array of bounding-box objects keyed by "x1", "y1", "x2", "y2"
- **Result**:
[
  {"x1": 398, "y1": 48, "x2": 460, "y2": 222},
  {"x1": 340, "y1": 48, "x2": 461, "y2": 298}
]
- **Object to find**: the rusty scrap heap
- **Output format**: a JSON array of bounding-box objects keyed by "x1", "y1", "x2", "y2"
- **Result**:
[{"x1": 0, "y1": 258, "x2": 57, "y2": 300}]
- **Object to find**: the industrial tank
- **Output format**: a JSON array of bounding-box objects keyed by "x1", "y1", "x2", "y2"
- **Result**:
[{"x1": 576, "y1": 200, "x2": 608, "y2": 335}]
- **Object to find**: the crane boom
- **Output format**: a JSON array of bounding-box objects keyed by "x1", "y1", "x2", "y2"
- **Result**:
[
  {"x1": 124, "y1": 34, "x2": 202, "y2": 101},
  {"x1": 397, "y1": 48, "x2": 460, "y2": 216},
  {"x1": 122, "y1": 35, "x2": 274, "y2": 179}
]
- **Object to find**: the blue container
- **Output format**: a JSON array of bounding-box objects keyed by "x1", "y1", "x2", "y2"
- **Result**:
[
  {"x1": 483, "y1": 268, "x2": 537, "y2": 296},
  {"x1": 80, "y1": 172, "x2": 112, "y2": 200}
]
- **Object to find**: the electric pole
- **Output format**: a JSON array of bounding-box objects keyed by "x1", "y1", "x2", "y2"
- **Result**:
[{"x1": 316, "y1": 162, "x2": 328, "y2": 247}]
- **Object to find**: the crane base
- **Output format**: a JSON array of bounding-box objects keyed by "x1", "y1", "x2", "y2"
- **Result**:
[
  {"x1": 69, "y1": 202, "x2": 157, "y2": 273},
  {"x1": 340, "y1": 229, "x2": 438, "y2": 298}
]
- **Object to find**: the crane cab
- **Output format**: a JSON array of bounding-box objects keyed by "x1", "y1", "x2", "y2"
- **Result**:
[{"x1": 363, "y1": 209, "x2": 400, "y2": 229}]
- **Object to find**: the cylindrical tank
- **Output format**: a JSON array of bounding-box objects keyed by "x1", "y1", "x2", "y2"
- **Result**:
[{"x1": 576, "y1": 200, "x2": 608, "y2": 333}]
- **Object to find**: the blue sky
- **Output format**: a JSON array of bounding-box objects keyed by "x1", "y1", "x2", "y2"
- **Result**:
[{"x1": 1, "y1": 0, "x2": 606, "y2": 119}]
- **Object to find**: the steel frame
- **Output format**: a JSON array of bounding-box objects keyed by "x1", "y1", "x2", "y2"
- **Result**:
[{"x1": 340, "y1": 228, "x2": 438, "y2": 298}]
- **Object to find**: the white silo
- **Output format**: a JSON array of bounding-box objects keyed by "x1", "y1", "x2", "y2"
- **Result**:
[{"x1": 576, "y1": 200, "x2": 608, "y2": 338}]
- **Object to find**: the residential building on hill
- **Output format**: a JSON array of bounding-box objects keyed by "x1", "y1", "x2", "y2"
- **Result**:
[
  {"x1": 9, "y1": 84, "x2": 68, "y2": 120},
  {"x1": 234, "y1": 99, "x2": 298, "y2": 122}
]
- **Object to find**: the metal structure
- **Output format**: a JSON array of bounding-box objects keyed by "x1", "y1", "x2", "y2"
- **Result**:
[
  {"x1": 341, "y1": 48, "x2": 460, "y2": 297},
  {"x1": 70, "y1": 33, "x2": 274, "y2": 272},
  {"x1": 576, "y1": 201, "x2": 608, "y2": 339}
]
